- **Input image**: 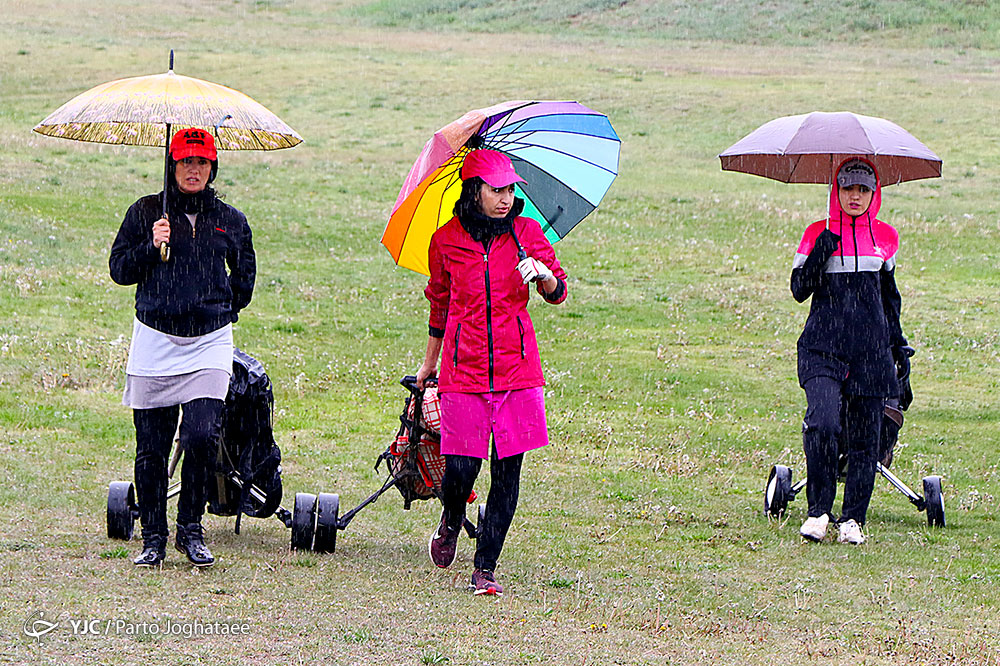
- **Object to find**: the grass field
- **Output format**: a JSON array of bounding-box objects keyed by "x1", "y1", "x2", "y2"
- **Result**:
[{"x1": 2, "y1": 1, "x2": 1000, "y2": 664}]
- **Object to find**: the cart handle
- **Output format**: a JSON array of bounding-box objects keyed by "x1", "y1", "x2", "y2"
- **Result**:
[{"x1": 400, "y1": 375, "x2": 437, "y2": 396}]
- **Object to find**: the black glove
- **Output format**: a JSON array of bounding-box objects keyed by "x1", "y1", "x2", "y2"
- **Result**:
[
  {"x1": 893, "y1": 345, "x2": 915, "y2": 410},
  {"x1": 813, "y1": 228, "x2": 841, "y2": 261},
  {"x1": 892, "y1": 345, "x2": 914, "y2": 380},
  {"x1": 791, "y1": 229, "x2": 841, "y2": 302}
]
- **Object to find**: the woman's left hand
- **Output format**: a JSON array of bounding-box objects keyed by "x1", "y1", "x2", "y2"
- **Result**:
[{"x1": 516, "y1": 257, "x2": 553, "y2": 284}]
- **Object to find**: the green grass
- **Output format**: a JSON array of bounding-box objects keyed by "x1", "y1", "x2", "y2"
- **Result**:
[
  {"x1": 3, "y1": 1, "x2": 1000, "y2": 664},
  {"x1": 350, "y1": 0, "x2": 1000, "y2": 48}
]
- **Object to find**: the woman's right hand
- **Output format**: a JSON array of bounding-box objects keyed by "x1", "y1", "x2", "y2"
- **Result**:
[
  {"x1": 415, "y1": 361, "x2": 437, "y2": 390},
  {"x1": 152, "y1": 217, "x2": 170, "y2": 248}
]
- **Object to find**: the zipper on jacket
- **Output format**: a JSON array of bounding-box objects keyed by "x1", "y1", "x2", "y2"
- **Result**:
[
  {"x1": 517, "y1": 315, "x2": 525, "y2": 359},
  {"x1": 484, "y1": 253, "x2": 495, "y2": 391},
  {"x1": 453, "y1": 324, "x2": 461, "y2": 367},
  {"x1": 851, "y1": 218, "x2": 858, "y2": 273}
]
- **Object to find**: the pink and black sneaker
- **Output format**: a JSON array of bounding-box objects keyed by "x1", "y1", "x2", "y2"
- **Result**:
[
  {"x1": 470, "y1": 569, "x2": 503, "y2": 596},
  {"x1": 428, "y1": 515, "x2": 459, "y2": 568}
]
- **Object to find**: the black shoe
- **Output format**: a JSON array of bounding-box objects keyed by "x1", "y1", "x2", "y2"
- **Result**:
[
  {"x1": 133, "y1": 536, "x2": 166, "y2": 568},
  {"x1": 175, "y1": 522, "x2": 215, "y2": 567}
]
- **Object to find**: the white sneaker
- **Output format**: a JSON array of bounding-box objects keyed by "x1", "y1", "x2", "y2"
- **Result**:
[
  {"x1": 799, "y1": 514, "x2": 829, "y2": 542},
  {"x1": 838, "y1": 519, "x2": 866, "y2": 545}
]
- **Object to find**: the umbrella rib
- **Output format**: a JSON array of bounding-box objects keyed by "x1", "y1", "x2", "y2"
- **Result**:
[
  {"x1": 485, "y1": 125, "x2": 618, "y2": 174},
  {"x1": 431, "y1": 164, "x2": 464, "y2": 228},
  {"x1": 483, "y1": 113, "x2": 620, "y2": 176},
  {"x1": 428, "y1": 161, "x2": 463, "y2": 188},
  {"x1": 499, "y1": 137, "x2": 619, "y2": 177}
]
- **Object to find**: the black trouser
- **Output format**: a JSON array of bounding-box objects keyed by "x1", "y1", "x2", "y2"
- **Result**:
[
  {"x1": 802, "y1": 376, "x2": 883, "y2": 524},
  {"x1": 440, "y1": 448, "x2": 523, "y2": 572},
  {"x1": 133, "y1": 398, "x2": 224, "y2": 542}
]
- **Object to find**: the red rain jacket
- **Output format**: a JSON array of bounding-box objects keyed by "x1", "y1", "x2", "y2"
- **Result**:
[{"x1": 425, "y1": 215, "x2": 568, "y2": 394}]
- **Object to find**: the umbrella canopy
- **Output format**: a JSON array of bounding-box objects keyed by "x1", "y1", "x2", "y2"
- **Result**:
[
  {"x1": 719, "y1": 111, "x2": 941, "y2": 186},
  {"x1": 382, "y1": 100, "x2": 621, "y2": 275},
  {"x1": 33, "y1": 62, "x2": 302, "y2": 151}
]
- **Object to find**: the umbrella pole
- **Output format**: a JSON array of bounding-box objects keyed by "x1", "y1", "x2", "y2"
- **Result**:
[
  {"x1": 509, "y1": 227, "x2": 527, "y2": 262},
  {"x1": 160, "y1": 122, "x2": 171, "y2": 262}
]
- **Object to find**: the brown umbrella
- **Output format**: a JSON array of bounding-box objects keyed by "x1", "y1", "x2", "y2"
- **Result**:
[{"x1": 719, "y1": 111, "x2": 941, "y2": 186}]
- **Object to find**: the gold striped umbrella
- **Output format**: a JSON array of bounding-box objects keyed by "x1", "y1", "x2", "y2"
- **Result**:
[
  {"x1": 33, "y1": 53, "x2": 302, "y2": 151},
  {"x1": 33, "y1": 51, "x2": 301, "y2": 260}
]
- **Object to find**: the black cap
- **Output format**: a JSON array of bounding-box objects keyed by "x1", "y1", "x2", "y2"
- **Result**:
[{"x1": 837, "y1": 159, "x2": 876, "y2": 190}]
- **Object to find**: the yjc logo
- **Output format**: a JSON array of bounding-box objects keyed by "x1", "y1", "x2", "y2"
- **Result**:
[
  {"x1": 22, "y1": 611, "x2": 59, "y2": 640},
  {"x1": 68, "y1": 618, "x2": 106, "y2": 635}
]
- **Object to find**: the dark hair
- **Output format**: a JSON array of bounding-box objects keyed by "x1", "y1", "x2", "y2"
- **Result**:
[{"x1": 453, "y1": 176, "x2": 485, "y2": 221}]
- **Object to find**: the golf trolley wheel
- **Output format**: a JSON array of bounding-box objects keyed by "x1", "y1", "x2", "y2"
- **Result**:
[
  {"x1": 290, "y1": 492, "x2": 317, "y2": 550},
  {"x1": 312, "y1": 492, "x2": 340, "y2": 554},
  {"x1": 764, "y1": 465, "x2": 793, "y2": 518},
  {"x1": 923, "y1": 476, "x2": 946, "y2": 528},
  {"x1": 107, "y1": 481, "x2": 137, "y2": 540}
]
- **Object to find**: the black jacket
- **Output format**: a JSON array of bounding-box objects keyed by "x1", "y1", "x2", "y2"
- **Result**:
[{"x1": 109, "y1": 192, "x2": 255, "y2": 337}]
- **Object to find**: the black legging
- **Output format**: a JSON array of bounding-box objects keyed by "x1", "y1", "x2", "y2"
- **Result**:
[
  {"x1": 440, "y1": 448, "x2": 523, "y2": 572},
  {"x1": 133, "y1": 398, "x2": 224, "y2": 540},
  {"x1": 802, "y1": 376, "x2": 883, "y2": 524}
]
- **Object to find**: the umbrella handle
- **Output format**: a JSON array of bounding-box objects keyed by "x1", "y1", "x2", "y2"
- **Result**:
[{"x1": 161, "y1": 121, "x2": 172, "y2": 263}]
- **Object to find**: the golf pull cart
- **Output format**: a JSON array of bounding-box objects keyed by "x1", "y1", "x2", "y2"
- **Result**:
[
  {"x1": 110, "y1": 371, "x2": 483, "y2": 554},
  {"x1": 763, "y1": 397, "x2": 946, "y2": 527},
  {"x1": 287, "y1": 376, "x2": 483, "y2": 554},
  {"x1": 107, "y1": 349, "x2": 327, "y2": 549}
]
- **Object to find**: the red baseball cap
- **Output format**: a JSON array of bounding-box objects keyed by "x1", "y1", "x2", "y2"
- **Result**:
[
  {"x1": 461, "y1": 149, "x2": 525, "y2": 187},
  {"x1": 170, "y1": 128, "x2": 218, "y2": 161}
]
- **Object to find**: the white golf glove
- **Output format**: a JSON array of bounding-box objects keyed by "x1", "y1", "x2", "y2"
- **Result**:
[{"x1": 516, "y1": 257, "x2": 553, "y2": 284}]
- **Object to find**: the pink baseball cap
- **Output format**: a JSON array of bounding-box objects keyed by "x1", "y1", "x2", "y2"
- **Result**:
[{"x1": 461, "y1": 149, "x2": 525, "y2": 187}]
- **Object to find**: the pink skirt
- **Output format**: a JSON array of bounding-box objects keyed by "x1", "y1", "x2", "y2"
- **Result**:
[{"x1": 439, "y1": 387, "x2": 548, "y2": 460}]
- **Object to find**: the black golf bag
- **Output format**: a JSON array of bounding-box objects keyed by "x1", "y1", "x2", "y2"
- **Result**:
[{"x1": 208, "y1": 348, "x2": 283, "y2": 531}]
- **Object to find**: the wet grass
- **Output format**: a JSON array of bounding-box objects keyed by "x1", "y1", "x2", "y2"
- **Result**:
[
  {"x1": 350, "y1": 0, "x2": 1000, "y2": 49},
  {"x1": 2, "y1": 1, "x2": 1000, "y2": 665}
]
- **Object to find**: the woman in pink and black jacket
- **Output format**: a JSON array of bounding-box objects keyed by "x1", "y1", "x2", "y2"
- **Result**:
[
  {"x1": 792, "y1": 158, "x2": 909, "y2": 545},
  {"x1": 415, "y1": 149, "x2": 568, "y2": 596}
]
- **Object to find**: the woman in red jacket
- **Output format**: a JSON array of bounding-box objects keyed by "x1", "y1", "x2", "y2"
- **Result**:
[{"x1": 415, "y1": 149, "x2": 568, "y2": 596}]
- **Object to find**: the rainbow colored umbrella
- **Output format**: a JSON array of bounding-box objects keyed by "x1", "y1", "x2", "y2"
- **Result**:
[{"x1": 382, "y1": 100, "x2": 620, "y2": 275}]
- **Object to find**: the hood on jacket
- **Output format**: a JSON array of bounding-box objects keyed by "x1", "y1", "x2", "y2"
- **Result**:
[
  {"x1": 828, "y1": 156, "x2": 882, "y2": 226},
  {"x1": 826, "y1": 157, "x2": 885, "y2": 269}
]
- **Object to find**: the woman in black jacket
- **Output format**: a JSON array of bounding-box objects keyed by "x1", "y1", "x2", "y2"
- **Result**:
[
  {"x1": 791, "y1": 158, "x2": 908, "y2": 545},
  {"x1": 109, "y1": 127, "x2": 255, "y2": 567}
]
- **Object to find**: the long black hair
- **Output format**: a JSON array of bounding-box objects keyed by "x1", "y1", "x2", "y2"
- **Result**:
[{"x1": 453, "y1": 175, "x2": 524, "y2": 243}]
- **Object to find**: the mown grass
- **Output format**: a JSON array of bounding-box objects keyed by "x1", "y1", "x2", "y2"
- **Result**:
[{"x1": 2, "y1": 1, "x2": 1000, "y2": 665}]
